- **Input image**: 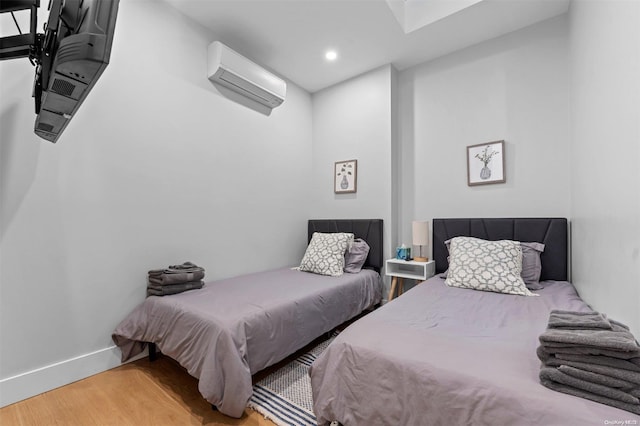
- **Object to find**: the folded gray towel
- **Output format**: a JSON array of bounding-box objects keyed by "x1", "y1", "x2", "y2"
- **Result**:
[
  {"x1": 555, "y1": 352, "x2": 640, "y2": 372},
  {"x1": 538, "y1": 346, "x2": 640, "y2": 385},
  {"x1": 148, "y1": 261, "x2": 204, "y2": 276},
  {"x1": 149, "y1": 267, "x2": 204, "y2": 276},
  {"x1": 168, "y1": 261, "x2": 200, "y2": 270},
  {"x1": 540, "y1": 367, "x2": 640, "y2": 415},
  {"x1": 147, "y1": 280, "x2": 204, "y2": 296},
  {"x1": 558, "y1": 365, "x2": 637, "y2": 391},
  {"x1": 538, "y1": 311, "x2": 640, "y2": 415},
  {"x1": 541, "y1": 367, "x2": 639, "y2": 405},
  {"x1": 539, "y1": 321, "x2": 640, "y2": 354},
  {"x1": 548, "y1": 310, "x2": 612, "y2": 330},
  {"x1": 544, "y1": 344, "x2": 640, "y2": 360},
  {"x1": 148, "y1": 270, "x2": 205, "y2": 285},
  {"x1": 537, "y1": 345, "x2": 551, "y2": 362}
]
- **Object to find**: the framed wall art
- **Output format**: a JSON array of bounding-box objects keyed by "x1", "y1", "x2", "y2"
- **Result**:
[
  {"x1": 334, "y1": 159, "x2": 357, "y2": 193},
  {"x1": 467, "y1": 140, "x2": 505, "y2": 186}
]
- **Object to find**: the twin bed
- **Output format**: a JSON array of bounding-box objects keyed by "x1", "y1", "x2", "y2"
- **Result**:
[
  {"x1": 310, "y1": 218, "x2": 639, "y2": 425},
  {"x1": 113, "y1": 217, "x2": 639, "y2": 424},
  {"x1": 112, "y1": 219, "x2": 383, "y2": 418}
]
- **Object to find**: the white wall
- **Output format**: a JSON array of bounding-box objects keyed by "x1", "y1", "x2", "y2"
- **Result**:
[
  {"x1": 568, "y1": 0, "x2": 640, "y2": 336},
  {"x1": 310, "y1": 65, "x2": 396, "y2": 293},
  {"x1": 0, "y1": 0, "x2": 313, "y2": 406},
  {"x1": 397, "y1": 16, "x2": 571, "y2": 257}
]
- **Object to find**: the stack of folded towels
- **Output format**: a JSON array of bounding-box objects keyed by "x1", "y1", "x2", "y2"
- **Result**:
[
  {"x1": 537, "y1": 309, "x2": 640, "y2": 415},
  {"x1": 147, "y1": 261, "x2": 205, "y2": 297}
]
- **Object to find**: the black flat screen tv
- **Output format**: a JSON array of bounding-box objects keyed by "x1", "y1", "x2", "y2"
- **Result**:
[{"x1": 0, "y1": 0, "x2": 120, "y2": 143}]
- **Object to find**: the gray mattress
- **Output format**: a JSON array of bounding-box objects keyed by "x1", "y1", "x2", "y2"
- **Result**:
[
  {"x1": 310, "y1": 275, "x2": 640, "y2": 425},
  {"x1": 112, "y1": 267, "x2": 381, "y2": 418}
]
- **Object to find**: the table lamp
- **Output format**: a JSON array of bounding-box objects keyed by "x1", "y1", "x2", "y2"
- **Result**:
[{"x1": 412, "y1": 221, "x2": 429, "y2": 262}]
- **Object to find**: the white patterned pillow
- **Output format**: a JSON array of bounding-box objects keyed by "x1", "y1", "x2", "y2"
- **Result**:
[
  {"x1": 445, "y1": 237, "x2": 537, "y2": 296},
  {"x1": 299, "y1": 232, "x2": 354, "y2": 276}
]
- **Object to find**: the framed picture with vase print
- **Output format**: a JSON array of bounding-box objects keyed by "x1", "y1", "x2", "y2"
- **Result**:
[
  {"x1": 467, "y1": 141, "x2": 505, "y2": 186},
  {"x1": 334, "y1": 159, "x2": 357, "y2": 193}
]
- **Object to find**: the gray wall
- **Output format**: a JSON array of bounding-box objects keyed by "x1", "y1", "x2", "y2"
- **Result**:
[
  {"x1": 310, "y1": 65, "x2": 396, "y2": 295},
  {"x1": 568, "y1": 0, "x2": 640, "y2": 336},
  {"x1": 396, "y1": 16, "x2": 571, "y2": 259},
  {"x1": 0, "y1": 0, "x2": 313, "y2": 405}
]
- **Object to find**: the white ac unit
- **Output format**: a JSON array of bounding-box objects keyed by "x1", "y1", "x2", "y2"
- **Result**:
[{"x1": 207, "y1": 41, "x2": 286, "y2": 108}]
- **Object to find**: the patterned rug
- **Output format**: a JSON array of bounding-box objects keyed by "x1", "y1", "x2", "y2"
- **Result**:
[{"x1": 248, "y1": 333, "x2": 337, "y2": 426}]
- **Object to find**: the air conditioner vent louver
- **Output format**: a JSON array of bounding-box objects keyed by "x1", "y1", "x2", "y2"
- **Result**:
[
  {"x1": 207, "y1": 41, "x2": 286, "y2": 109},
  {"x1": 218, "y1": 70, "x2": 278, "y2": 105}
]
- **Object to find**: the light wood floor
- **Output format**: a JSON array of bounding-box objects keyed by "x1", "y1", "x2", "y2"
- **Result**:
[
  {"x1": 0, "y1": 355, "x2": 277, "y2": 426},
  {"x1": 1, "y1": 312, "x2": 367, "y2": 425}
]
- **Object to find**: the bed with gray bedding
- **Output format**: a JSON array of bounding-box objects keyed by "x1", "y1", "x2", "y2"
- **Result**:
[
  {"x1": 112, "y1": 219, "x2": 383, "y2": 418},
  {"x1": 310, "y1": 218, "x2": 640, "y2": 425}
]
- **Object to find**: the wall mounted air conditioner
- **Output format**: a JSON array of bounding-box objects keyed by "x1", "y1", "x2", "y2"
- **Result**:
[{"x1": 207, "y1": 41, "x2": 286, "y2": 108}]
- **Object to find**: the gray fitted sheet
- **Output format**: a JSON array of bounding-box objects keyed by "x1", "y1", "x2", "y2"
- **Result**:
[
  {"x1": 310, "y1": 275, "x2": 640, "y2": 425},
  {"x1": 112, "y1": 267, "x2": 381, "y2": 418}
]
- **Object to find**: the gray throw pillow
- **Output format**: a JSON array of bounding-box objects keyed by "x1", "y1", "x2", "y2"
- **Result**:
[
  {"x1": 521, "y1": 242, "x2": 545, "y2": 290},
  {"x1": 344, "y1": 238, "x2": 370, "y2": 273}
]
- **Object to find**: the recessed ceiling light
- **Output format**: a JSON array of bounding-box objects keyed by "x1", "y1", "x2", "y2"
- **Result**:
[{"x1": 325, "y1": 50, "x2": 338, "y2": 61}]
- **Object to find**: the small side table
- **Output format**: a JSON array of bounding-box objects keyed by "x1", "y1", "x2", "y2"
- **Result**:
[{"x1": 386, "y1": 259, "x2": 435, "y2": 301}]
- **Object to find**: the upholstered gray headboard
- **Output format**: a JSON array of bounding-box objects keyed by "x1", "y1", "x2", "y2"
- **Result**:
[
  {"x1": 432, "y1": 218, "x2": 568, "y2": 281},
  {"x1": 308, "y1": 219, "x2": 384, "y2": 273}
]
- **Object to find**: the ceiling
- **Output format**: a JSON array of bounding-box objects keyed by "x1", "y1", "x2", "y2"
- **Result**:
[
  {"x1": 1, "y1": 1, "x2": 570, "y2": 94},
  {"x1": 164, "y1": 0, "x2": 570, "y2": 93}
]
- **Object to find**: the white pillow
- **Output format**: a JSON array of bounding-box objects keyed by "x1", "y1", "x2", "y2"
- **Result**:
[
  {"x1": 299, "y1": 232, "x2": 354, "y2": 276},
  {"x1": 443, "y1": 238, "x2": 546, "y2": 290},
  {"x1": 445, "y1": 237, "x2": 537, "y2": 296}
]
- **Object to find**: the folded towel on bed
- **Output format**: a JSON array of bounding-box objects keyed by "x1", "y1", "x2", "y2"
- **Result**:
[
  {"x1": 167, "y1": 261, "x2": 202, "y2": 271},
  {"x1": 547, "y1": 310, "x2": 612, "y2": 330},
  {"x1": 148, "y1": 261, "x2": 204, "y2": 276},
  {"x1": 147, "y1": 262, "x2": 206, "y2": 287},
  {"x1": 544, "y1": 345, "x2": 640, "y2": 361},
  {"x1": 148, "y1": 270, "x2": 205, "y2": 285},
  {"x1": 540, "y1": 367, "x2": 640, "y2": 414},
  {"x1": 538, "y1": 311, "x2": 640, "y2": 414},
  {"x1": 538, "y1": 347, "x2": 640, "y2": 385},
  {"x1": 537, "y1": 346, "x2": 640, "y2": 372},
  {"x1": 541, "y1": 367, "x2": 639, "y2": 405},
  {"x1": 552, "y1": 359, "x2": 640, "y2": 385},
  {"x1": 558, "y1": 365, "x2": 638, "y2": 390},
  {"x1": 539, "y1": 322, "x2": 640, "y2": 355},
  {"x1": 147, "y1": 280, "x2": 204, "y2": 296},
  {"x1": 554, "y1": 352, "x2": 640, "y2": 372}
]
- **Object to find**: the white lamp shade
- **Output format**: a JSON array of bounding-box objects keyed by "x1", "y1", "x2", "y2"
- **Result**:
[{"x1": 412, "y1": 221, "x2": 429, "y2": 246}]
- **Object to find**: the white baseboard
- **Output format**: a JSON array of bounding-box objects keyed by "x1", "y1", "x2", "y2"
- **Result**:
[{"x1": 0, "y1": 345, "x2": 147, "y2": 408}]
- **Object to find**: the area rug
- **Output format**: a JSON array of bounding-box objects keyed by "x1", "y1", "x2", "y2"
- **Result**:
[{"x1": 247, "y1": 333, "x2": 338, "y2": 426}]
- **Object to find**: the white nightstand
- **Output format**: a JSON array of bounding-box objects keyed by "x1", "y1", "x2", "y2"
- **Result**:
[{"x1": 385, "y1": 258, "x2": 435, "y2": 301}]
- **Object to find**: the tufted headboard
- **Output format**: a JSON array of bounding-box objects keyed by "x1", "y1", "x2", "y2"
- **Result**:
[
  {"x1": 432, "y1": 218, "x2": 568, "y2": 281},
  {"x1": 308, "y1": 219, "x2": 384, "y2": 273}
]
